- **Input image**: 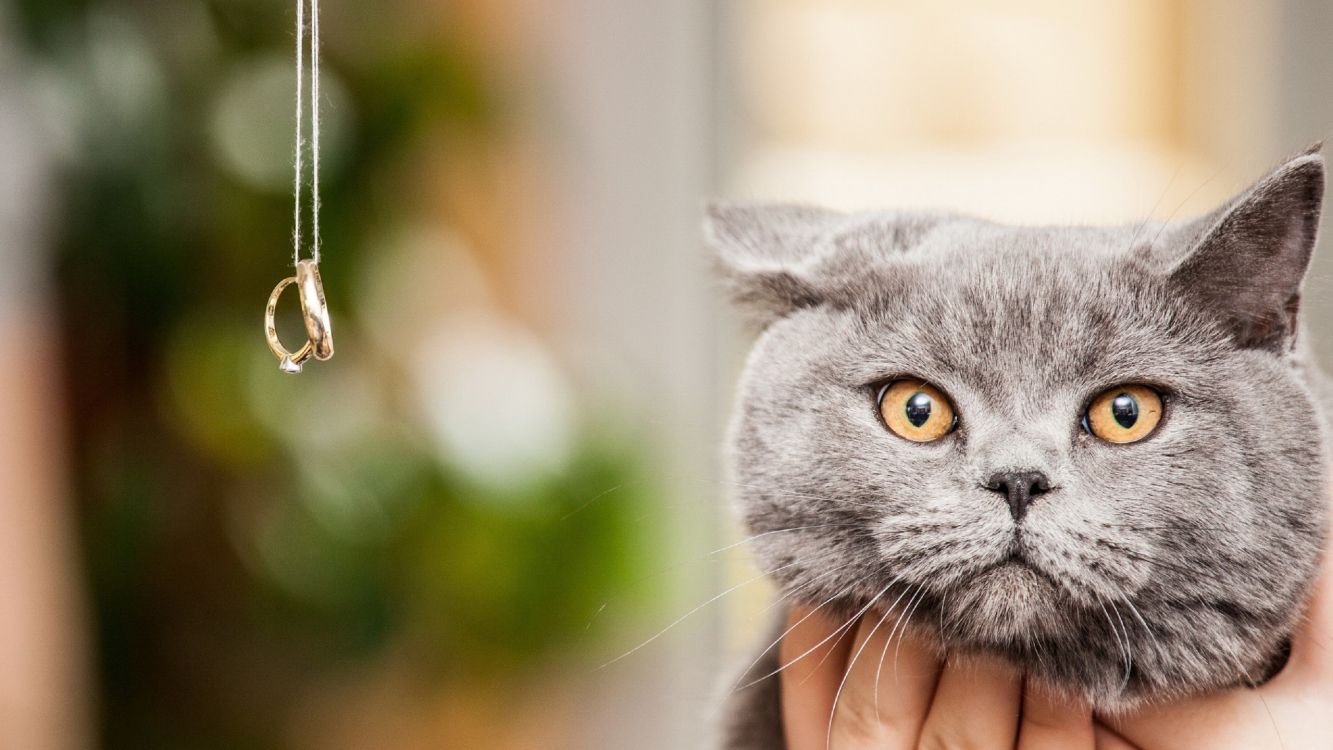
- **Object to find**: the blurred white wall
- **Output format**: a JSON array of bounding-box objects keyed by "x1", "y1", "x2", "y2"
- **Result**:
[
  {"x1": 522, "y1": 1, "x2": 727, "y2": 747},
  {"x1": 1275, "y1": 0, "x2": 1333, "y2": 371}
]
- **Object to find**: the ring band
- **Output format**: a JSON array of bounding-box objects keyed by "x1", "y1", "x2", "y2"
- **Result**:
[{"x1": 264, "y1": 259, "x2": 334, "y2": 373}]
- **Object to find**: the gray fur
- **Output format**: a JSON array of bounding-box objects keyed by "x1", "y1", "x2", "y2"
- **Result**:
[{"x1": 711, "y1": 152, "x2": 1331, "y2": 747}]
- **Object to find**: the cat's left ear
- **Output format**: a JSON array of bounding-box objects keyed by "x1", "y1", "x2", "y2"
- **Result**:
[
  {"x1": 705, "y1": 203, "x2": 844, "y2": 327},
  {"x1": 1169, "y1": 148, "x2": 1325, "y2": 352}
]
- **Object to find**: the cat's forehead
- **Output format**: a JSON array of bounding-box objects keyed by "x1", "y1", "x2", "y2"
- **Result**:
[
  {"x1": 827, "y1": 225, "x2": 1223, "y2": 399},
  {"x1": 914, "y1": 221, "x2": 1146, "y2": 259}
]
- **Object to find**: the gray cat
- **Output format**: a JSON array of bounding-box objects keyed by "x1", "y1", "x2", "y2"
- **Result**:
[{"x1": 709, "y1": 150, "x2": 1331, "y2": 748}]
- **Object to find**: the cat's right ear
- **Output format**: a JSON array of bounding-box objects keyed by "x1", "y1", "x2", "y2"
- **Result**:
[
  {"x1": 704, "y1": 203, "x2": 842, "y2": 327},
  {"x1": 1166, "y1": 150, "x2": 1324, "y2": 352}
]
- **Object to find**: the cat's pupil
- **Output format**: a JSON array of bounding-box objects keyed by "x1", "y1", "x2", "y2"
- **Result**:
[
  {"x1": 1111, "y1": 393, "x2": 1138, "y2": 428},
  {"x1": 905, "y1": 392, "x2": 933, "y2": 428}
]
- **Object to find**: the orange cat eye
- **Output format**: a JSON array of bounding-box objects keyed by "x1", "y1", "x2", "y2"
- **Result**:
[
  {"x1": 1084, "y1": 385, "x2": 1164, "y2": 444},
  {"x1": 878, "y1": 380, "x2": 957, "y2": 442}
]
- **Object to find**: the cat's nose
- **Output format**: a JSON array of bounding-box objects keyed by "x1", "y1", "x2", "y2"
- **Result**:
[{"x1": 983, "y1": 469, "x2": 1051, "y2": 522}]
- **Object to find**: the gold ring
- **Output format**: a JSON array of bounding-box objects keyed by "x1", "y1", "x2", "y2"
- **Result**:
[{"x1": 264, "y1": 260, "x2": 334, "y2": 374}]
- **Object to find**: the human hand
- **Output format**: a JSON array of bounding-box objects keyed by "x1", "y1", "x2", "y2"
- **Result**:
[
  {"x1": 779, "y1": 602, "x2": 1096, "y2": 749},
  {"x1": 1101, "y1": 542, "x2": 1333, "y2": 750},
  {"x1": 780, "y1": 548, "x2": 1333, "y2": 750}
]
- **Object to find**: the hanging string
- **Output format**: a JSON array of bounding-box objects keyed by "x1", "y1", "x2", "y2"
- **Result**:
[
  {"x1": 266, "y1": 0, "x2": 333, "y2": 373},
  {"x1": 292, "y1": 0, "x2": 322, "y2": 267},
  {"x1": 310, "y1": 0, "x2": 321, "y2": 263}
]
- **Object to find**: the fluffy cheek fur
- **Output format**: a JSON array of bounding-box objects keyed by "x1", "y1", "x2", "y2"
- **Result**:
[{"x1": 730, "y1": 315, "x2": 1328, "y2": 710}]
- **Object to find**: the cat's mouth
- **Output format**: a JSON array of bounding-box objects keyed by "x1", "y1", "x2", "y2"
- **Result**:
[
  {"x1": 937, "y1": 548, "x2": 1072, "y2": 642},
  {"x1": 991, "y1": 551, "x2": 1062, "y2": 592},
  {"x1": 996, "y1": 532, "x2": 1074, "y2": 593}
]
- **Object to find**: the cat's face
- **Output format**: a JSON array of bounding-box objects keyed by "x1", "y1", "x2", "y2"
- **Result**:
[{"x1": 714, "y1": 153, "x2": 1330, "y2": 708}]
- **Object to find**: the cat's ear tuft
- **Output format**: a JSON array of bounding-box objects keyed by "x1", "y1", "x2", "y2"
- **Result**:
[
  {"x1": 705, "y1": 203, "x2": 842, "y2": 327},
  {"x1": 1169, "y1": 152, "x2": 1325, "y2": 352}
]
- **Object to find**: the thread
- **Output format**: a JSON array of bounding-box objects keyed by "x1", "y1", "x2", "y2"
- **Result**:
[
  {"x1": 292, "y1": 0, "x2": 321, "y2": 266},
  {"x1": 310, "y1": 0, "x2": 321, "y2": 262}
]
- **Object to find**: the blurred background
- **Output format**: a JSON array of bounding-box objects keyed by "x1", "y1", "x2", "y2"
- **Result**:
[{"x1": 3, "y1": 1, "x2": 1333, "y2": 748}]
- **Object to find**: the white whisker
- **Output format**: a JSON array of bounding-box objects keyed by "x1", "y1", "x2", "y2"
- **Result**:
[
  {"x1": 825, "y1": 589, "x2": 897, "y2": 750},
  {"x1": 1121, "y1": 598, "x2": 1162, "y2": 664},
  {"x1": 873, "y1": 583, "x2": 921, "y2": 721},
  {"x1": 730, "y1": 589, "x2": 844, "y2": 694},
  {"x1": 1109, "y1": 600, "x2": 1133, "y2": 689},
  {"x1": 746, "y1": 579, "x2": 896, "y2": 689},
  {"x1": 587, "y1": 540, "x2": 845, "y2": 632},
  {"x1": 1097, "y1": 601, "x2": 1130, "y2": 688},
  {"x1": 707, "y1": 524, "x2": 856, "y2": 557},
  {"x1": 599, "y1": 558, "x2": 803, "y2": 669},
  {"x1": 892, "y1": 585, "x2": 928, "y2": 679},
  {"x1": 762, "y1": 560, "x2": 859, "y2": 614}
]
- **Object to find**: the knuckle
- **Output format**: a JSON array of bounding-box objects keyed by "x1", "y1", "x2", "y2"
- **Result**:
[
  {"x1": 916, "y1": 726, "x2": 987, "y2": 750},
  {"x1": 832, "y1": 697, "x2": 885, "y2": 742}
]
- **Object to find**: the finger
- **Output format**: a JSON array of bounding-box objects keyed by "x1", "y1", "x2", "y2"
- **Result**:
[
  {"x1": 1283, "y1": 560, "x2": 1333, "y2": 680},
  {"x1": 780, "y1": 605, "x2": 856, "y2": 750},
  {"x1": 1281, "y1": 484, "x2": 1333, "y2": 678},
  {"x1": 1093, "y1": 723, "x2": 1141, "y2": 750},
  {"x1": 1109, "y1": 688, "x2": 1290, "y2": 750},
  {"x1": 1018, "y1": 681, "x2": 1094, "y2": 750},
  {"x1": 916, "y1": 653, "x2": 1021, "y2": 749},
  {"x1": 827, "y1": 607, "x2": 941, "y2": 748},
  {"x1": 915, "y1": 653, "x2": 1020, "y2": 747}
]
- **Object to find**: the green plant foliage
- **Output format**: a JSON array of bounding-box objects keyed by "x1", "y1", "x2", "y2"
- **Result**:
[{"x1": 12, "y1": 1, "x2": 661, "y2": 747}]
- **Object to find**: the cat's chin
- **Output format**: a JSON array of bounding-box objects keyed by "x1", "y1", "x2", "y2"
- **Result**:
[{"x1": 945, "y1": 560, "x2": 1069, "y2": 643}]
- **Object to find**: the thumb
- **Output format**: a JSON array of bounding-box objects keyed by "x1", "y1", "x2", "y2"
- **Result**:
[
  {"x1": 1277, "y1": 545, "x2": 1333, "y2": 679},
  {"x1": 1277, "y1": 481, "x2": 1333, "y2": 679}
]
